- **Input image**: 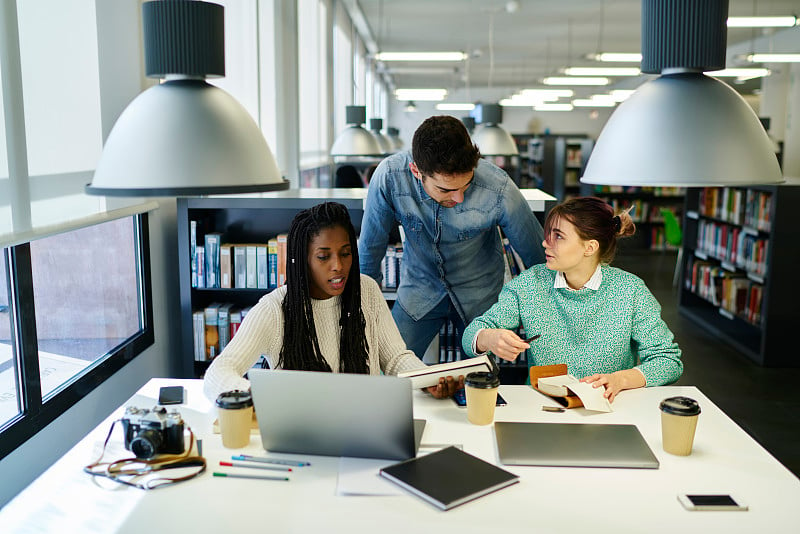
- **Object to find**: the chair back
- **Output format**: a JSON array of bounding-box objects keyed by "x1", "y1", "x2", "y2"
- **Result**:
[{"x1": 660, "y1": 208, "x2": 682, "y2": 246}]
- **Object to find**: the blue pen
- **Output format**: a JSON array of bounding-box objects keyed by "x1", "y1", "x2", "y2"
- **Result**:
[{"x1": 232, "y1": 455, "x2": 311, "y2": 467}]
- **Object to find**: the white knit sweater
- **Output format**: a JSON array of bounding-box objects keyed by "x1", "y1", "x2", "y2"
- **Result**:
[{"x1": 203, "y1": 274, "x2": 426, "y2": 401}]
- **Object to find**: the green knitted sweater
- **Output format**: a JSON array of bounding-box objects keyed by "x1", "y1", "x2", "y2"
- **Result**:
[{"x1": 462, "y1": 264, "x2": 683, "y2": 386}]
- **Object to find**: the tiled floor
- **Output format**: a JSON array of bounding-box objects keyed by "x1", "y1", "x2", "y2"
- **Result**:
[{"x1": 614, "y1": 248, "x2": 800, "y2": 479}]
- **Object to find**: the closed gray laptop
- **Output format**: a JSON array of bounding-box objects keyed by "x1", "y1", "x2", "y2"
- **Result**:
[
  {"x1": 495, "y1": 422, "x2": 659, "y2": 469},
  {"x1": 248, "y1": 369, "x2": 424, "y2": 461}
]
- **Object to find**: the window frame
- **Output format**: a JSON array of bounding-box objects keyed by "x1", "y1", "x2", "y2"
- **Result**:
[{"x1": 0, "y1": 212, "x2": 154, "y2": 460}]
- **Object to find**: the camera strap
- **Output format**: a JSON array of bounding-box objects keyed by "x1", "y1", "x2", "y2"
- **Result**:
[{"x1": 83, "y1": 419, "x2": 207, "y2": 490}]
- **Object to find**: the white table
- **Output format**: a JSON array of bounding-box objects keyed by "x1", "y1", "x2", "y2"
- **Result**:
[{"x1": 2, "y1": 379, "x2": 799, "y2": 533}]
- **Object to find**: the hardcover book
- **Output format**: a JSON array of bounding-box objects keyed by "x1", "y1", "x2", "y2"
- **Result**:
[
  {"x1": 379, "y1": 446, "x2": 519, "y2": 511},
  {"x1": 233, "y1": 245, "x2": 247, "y2": 288}
]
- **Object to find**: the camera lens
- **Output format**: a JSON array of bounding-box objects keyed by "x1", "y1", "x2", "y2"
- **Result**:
[{"x1": 130, "y1": 429, "x2": 163, "y2": 459}]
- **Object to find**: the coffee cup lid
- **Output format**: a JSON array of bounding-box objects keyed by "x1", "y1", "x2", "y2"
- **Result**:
[
  {"x1": 659, "y1": 396, "x2": 701, "y2": 416},
  {"x1": 216, "y1": 390, "x2": 253, "y2": 409},
  {"x1": 465, "y1": 372, "x2": 500, "y2": 389}
]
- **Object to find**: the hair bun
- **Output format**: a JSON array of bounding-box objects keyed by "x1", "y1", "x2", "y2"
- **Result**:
[{"x1": 612, "y1": 215, "x2": 622, "y2": 232}]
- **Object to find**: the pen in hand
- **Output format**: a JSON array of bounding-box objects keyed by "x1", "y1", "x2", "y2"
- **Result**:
[{"x1": 523, "y1": 334, "x2": 541, "y2": 343}]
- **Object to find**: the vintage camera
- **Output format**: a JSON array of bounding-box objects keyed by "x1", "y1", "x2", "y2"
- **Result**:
[{"x1": 121, "y1": 405, "x2": 185, "y2": 459}]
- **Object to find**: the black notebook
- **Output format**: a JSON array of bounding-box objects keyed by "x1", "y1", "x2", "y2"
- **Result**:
[{"x1": 379, "y1": 446, "x2": 520, "y2": 510}]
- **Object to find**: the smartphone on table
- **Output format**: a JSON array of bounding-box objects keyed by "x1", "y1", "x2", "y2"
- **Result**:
[
  {"x1": 158, "y1": 385, "x2": 186, "y2": 405},
  {"x1": 452, "y1": 388, "x2": 507, "y2": 408},
  {"x1": 677, "y1": 494, "x2": 748, "y2": 511}
]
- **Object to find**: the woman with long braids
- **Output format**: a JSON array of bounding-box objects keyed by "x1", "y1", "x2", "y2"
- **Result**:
[
  {"x1": 462, "y1": 197, "x2": 683, "y2": 402},
  {"x1": 204, "y1": 202, "x2": 462, "y2": 401}
]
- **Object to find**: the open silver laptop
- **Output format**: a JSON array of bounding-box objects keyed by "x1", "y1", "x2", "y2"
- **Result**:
[
  {"x1": 248, "y1": 369, "x2": 425, "y2": 461},
  {"x1": 495, "y1": 422, "x2": 659, "y2": 469}
]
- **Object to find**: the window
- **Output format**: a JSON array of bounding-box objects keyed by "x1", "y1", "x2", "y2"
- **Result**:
[
  {"x1": 0, "y1": 213, "x2": 153, "y2": 459},
  {"x1": 298, "y1": 0, "x2": 330, "y2": 170}
]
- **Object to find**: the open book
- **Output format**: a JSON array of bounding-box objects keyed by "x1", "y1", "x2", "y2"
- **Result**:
[
  {"x1": 398, "y1": 355, "x2": 496, "y2": 389},
  {"x1": 532, "y1": 367, "x2": 612, "y2": 413}
]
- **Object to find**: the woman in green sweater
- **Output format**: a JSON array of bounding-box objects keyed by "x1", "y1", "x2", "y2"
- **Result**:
[{"x1": 462, "y1": 197, "x2": 682, "y2": 402}]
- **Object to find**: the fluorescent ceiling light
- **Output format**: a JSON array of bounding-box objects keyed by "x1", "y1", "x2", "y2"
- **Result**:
[
  {"x1": 747, "y1": 53, "x2": 800, "y2": 63},
  {"x1": 394, "y1": 88, "x2": 447, "y2": 101},
  {"x1": 435, "y1": 103, "x2": 475, "y2": 111},
  {"x1": 375, "y1": 52, "x2": 467, "y2": 61},
  {"x1": 534, "y1": 103, "x2": 574, "y2": 111},
  {"x1": 563, "y1": 67, "x2": 641, "y2": 76},
  {"x1": 381, "y1": 66, "x2": 460, "y2": 75},
  {"x1": 708, "y1": 68, "x2": 770, "y2": 80},
  {"x1": 727, "y1": 16, "x2": 797, "y2": 28},
  {"x1": 610, "y1": 89, "x2": 636, "y2": 101},
  {"x1": 520, "y1": 89, "x2": 574, "y2": 97},
  {"x1": 499, "y1": 99, "x2": 532, "y2": 107},
  {"x1": 543, "y1": 77, "x2": 609, "y2": 86},
  {"x1": 593, "y1": 53, "x2": 643, "y2": 62},
  {"x1": 572, "y1": 99, "x2": 616, "y2": 108}
]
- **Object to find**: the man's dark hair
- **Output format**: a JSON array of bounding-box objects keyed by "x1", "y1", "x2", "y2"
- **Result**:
[
  {"x1": 275, "y1": 202, "x2": 370, "y2": 374},
  {"x1": 411, "y1": 115, "x2": 481, "y2": 176}
]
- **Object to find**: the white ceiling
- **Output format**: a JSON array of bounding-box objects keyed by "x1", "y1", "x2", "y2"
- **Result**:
[{"x1": 355, "y1": 0, "x2": 800, "y2": 102}]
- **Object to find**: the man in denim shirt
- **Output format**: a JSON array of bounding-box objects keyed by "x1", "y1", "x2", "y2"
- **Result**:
[{"x1": 359, "y1": 116, "x2": 545, "y2": 360}]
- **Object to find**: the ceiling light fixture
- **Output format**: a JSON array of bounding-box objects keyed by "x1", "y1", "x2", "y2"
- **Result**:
[
  {"x1": 592, "y1": 53, "x2": 643, "y2": 62},
  {"x1": 520, "y1": 89, "x2": 575, "y2": 98},
  {"x1": 727, "y1": 16, "x2": 797, "y2": 27},
  {"x1": 563, "y1": 67, "x2": 641, "y2": 76},
  {"x1": 86, "y1": 0, "x2": 288, "y2": 196},
  {"x1": 543, "y1": 77, "x2": 610, "y2": 86},
  {"x1": 386, "y1": 127, "x2": 404, "y2": 150},
  {"x1": 374, "y1": 52, "x2": 467, "y2": 62},
  {"x1": 330, "y1": 106, "x2": 383, "y2": 158},
  {"x1": 533, "y1": 103, "x2": 574, "y2": 112},
  {"x1": 708, "y1": 67, "x2": 771, "y2": 79},
  {"x1": 746, "y1": 53, "x2": 800, "y2": 63},
  {"x1": 572, "y1": 99, "x2": 616, "y2": 108},
  {"x1": 471, "y1": 103, "x2": 518, "y2": 156},
  {"x1": 369, "y1": 118, "x2": 393, "y2": 155},
  {"x1": 582, "y1": 0, "x2": 783, "y2": 187}
]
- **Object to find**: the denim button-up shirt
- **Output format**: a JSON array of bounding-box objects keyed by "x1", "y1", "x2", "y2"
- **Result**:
[{"x1": 359, "y1": 150, "x2": 545, "y2": 324}]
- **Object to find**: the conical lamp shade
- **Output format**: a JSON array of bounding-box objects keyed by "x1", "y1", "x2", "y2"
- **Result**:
[
  {"x1": 330, "y1": 126, "x2": 384, "y2": 157},
  {"x1": 582, "y1": 73, "x2": 783, "y2": 186},
  {"x1": 472, "y1": 124, "x2": 519, "y2": 156},
  {"x1": 87, "y1": 80, "x2": 287, "y2": 195}
]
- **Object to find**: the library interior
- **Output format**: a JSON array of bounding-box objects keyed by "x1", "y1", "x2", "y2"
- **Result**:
[{"x1": 1, "y1": 0, "x2": 800, "y2": 531}]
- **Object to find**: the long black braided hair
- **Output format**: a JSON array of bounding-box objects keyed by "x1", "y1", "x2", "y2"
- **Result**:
[{"x1": 275, "y1": 202, "x2": 370, "y2": 373}]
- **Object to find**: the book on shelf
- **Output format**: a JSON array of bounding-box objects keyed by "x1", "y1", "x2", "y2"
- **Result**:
[
  {"x1": 246, "y1": 245, "x2": 258, "y2": 289},
  {"x1": 277, "y1": 233, "x2": 288, "y2": 286},
  {"x1": 217, "y1": 303, "x2": 233, "y2": 352},
  {"x1": 204, "y1": 232, "x2": 223, "y2": 289},
  {"x1": 229, "y1": 307, "x2": 242, "y2": 339},
  {"x1": 220, "y1": 244, "x2": 233, "y2": 288},
  {"x1": 268, "y1": 238, "x2": 278, "y2": 289},
  {"x1": 203, "y1": 303, "x2": 221, "y2": 361},
  {"x1": 379, "y1": 446, "x2": 519, "y2": 511},
  {"x1": 190, "y1": 220, "x2": 197, "y2": 288},
  {"x1": 233, "y1": 245, "x2": 247, "y2": 289},
  {"x1": 192, "y1": 310, "x2": 206, "y2": 361},
  {"x1": 195, "y1": 247, "x2": 205, "y2": 289},
  {"x1": 397, "y1": 354, "x2": 496, "y2": 389},
  {"x1": 256, "y1": 244, "x2": 269, "y2": 289}
]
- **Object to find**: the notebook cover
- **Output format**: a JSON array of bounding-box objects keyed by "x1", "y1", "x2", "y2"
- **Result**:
[{"x1": 379, "y1": 446, "x2": 519, "y2": 510}]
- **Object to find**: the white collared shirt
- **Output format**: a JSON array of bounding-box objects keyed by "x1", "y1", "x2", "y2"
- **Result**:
[{"x1": 554, "y1": 264, "x2": 603, "y2": 291}]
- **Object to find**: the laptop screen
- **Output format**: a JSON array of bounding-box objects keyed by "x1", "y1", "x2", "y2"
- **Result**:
[{"x1": 248, "y1": 369, "x2": 420, "y2": 461}]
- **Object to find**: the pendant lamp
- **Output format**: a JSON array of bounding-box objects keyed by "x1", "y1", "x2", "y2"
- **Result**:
[
  {"x1": 369, "y1": 118, "x2": 393, "y2": 155},
  {"x1": 386, "y1": 127, "x2": 404, "y2": 151},
  {"x1": 471, "y1": 103, "x2": 518, "y2": 156},
  {"x1": 330, "y1": 106, "x2": 384, "y2": 157},
  {"x1": 461, "y1": 116, "x2": 476, "y2": 134},
  {"x1": 86, "y1": 0, "x2": 288, "y2": 196},
  {"x1": 581, "y1": 0, "x2": 783, "y2": 187}
]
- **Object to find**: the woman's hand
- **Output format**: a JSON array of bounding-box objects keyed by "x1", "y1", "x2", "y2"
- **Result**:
[
  {"x1": 425, "y1": 375, "x2": 465, "y2": 399},
  {"x1": 476, "y1": 329, "x2": 530, "y2": 361},
  {"x1": 581, "y1": 369, "x2": 646, "y2": 402}
]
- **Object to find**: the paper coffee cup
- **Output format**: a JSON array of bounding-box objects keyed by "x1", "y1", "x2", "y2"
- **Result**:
[
  {"x1": 216, "y1": 390, "x2": 254, "y2": 449},
  {"x1": 659, "y1": 396, "x2": 701, "y2": 456},
  {"x1": 464, "y1": 372, "x2": 501, "y2": 425}
]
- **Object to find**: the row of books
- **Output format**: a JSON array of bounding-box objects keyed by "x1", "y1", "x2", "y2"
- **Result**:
[
  {"x1": 598, "y1": 198, "x2": 682, "y2": 224},
  {"x1": 190, "y1": 223, "x2": 288, "y2": 290},
  {"x1": 685, "y1": 258, "x2": 763, "y2": 326},
  {"x1": 696, "y1": 220, "x2": 769, "y2": 276},
  {"x1": 592, "y1": 186, "x2": 685, "y2": 197},
  {"x1": 434, "y1": 318, "x2": 528, "y2": 368},
  {"x1": 647, "y1": 226, "x2": 680, "y2": 251},
  {"x1": 192, "y1": 303, "x2": 253, "y2": 361},
  {"x1": 698, "y1": 187, "x2": 773, "y2": 232}
]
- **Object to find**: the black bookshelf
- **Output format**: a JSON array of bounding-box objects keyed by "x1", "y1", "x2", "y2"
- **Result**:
[{"x1": 677, "y1": 181, "x2": 800, "y2": 367}]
